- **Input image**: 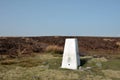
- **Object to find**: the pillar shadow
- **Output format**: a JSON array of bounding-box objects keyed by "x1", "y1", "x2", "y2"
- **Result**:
[{"x1": 80, "y1": 58, "x2": 89, "y2": 66}]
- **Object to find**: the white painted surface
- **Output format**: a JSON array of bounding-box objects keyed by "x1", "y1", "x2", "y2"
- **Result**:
[{"x1": 61, "y1": 38, "x2": 80, "y2": 70}]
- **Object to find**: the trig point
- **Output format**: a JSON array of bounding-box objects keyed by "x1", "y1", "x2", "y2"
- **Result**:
[{"x1": 61, "y1": 38, "x2": 80, "y2": 70}]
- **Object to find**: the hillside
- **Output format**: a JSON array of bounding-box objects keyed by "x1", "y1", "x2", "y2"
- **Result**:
[
  {"x1": 0, "y1": 36, "x2": 120, "y2": 58},
  {"x1": 0, "y1": 36, "x2": 120, "y2": 80}
]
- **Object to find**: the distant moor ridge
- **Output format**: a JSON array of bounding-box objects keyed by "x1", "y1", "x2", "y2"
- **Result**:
[{"x1": 0, "y1": 36, "x2": 120, "y2": 57}]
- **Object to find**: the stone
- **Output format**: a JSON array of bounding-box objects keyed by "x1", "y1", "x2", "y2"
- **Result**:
[{"x1": 61, "y1": 38, "x2": 80, "y2": 69}]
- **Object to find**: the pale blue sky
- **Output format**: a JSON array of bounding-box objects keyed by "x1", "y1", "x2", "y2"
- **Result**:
[{"x1": 0, "y1": 0, "x2": 120, "y2": 36}]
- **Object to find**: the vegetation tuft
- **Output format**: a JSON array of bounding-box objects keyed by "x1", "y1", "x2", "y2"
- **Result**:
[{"x1": 45, "y1": 45, "x2": 63, "y2": 54}]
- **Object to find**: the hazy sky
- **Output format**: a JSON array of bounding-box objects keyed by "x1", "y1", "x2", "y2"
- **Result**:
[{"x1": 0, "y1": 0, "x2": 120, "y2": 36}]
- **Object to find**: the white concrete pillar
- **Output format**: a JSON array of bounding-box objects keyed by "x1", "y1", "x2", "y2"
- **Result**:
[{"x1": 61, "y1": 38, "x2": 80, "y2": 70}]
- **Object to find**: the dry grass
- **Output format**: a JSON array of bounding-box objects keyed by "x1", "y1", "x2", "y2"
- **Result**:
[
  {"x1": 0, "y1": 66, "x2": 80, "y2": 80},
  {"x1": 102, "y1": 70, "x2": 120, "y2": 78},
  {"x1": 85, "y1": 75, "x2": 112, "y2": 80},
  {"x1": 116, "y1": 42, "x2": 120, "y2": 46},
  {"x1": 45, "y1": 45, "x2": 63, "y2": 54},
  {"x1": 88, "y1": 57, "x2": 108, "y2": 63},
  {"x1": 103, "y1": 39, "x2": 115, "y2": 42},
  {"x1": 0, "y1": 53, "x2": 120, "y2": 80}
]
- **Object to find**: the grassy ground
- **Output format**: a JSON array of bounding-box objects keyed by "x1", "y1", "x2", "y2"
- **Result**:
[{"x1": 0, "y1": 53, "x2": 120, "y2": 80}]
